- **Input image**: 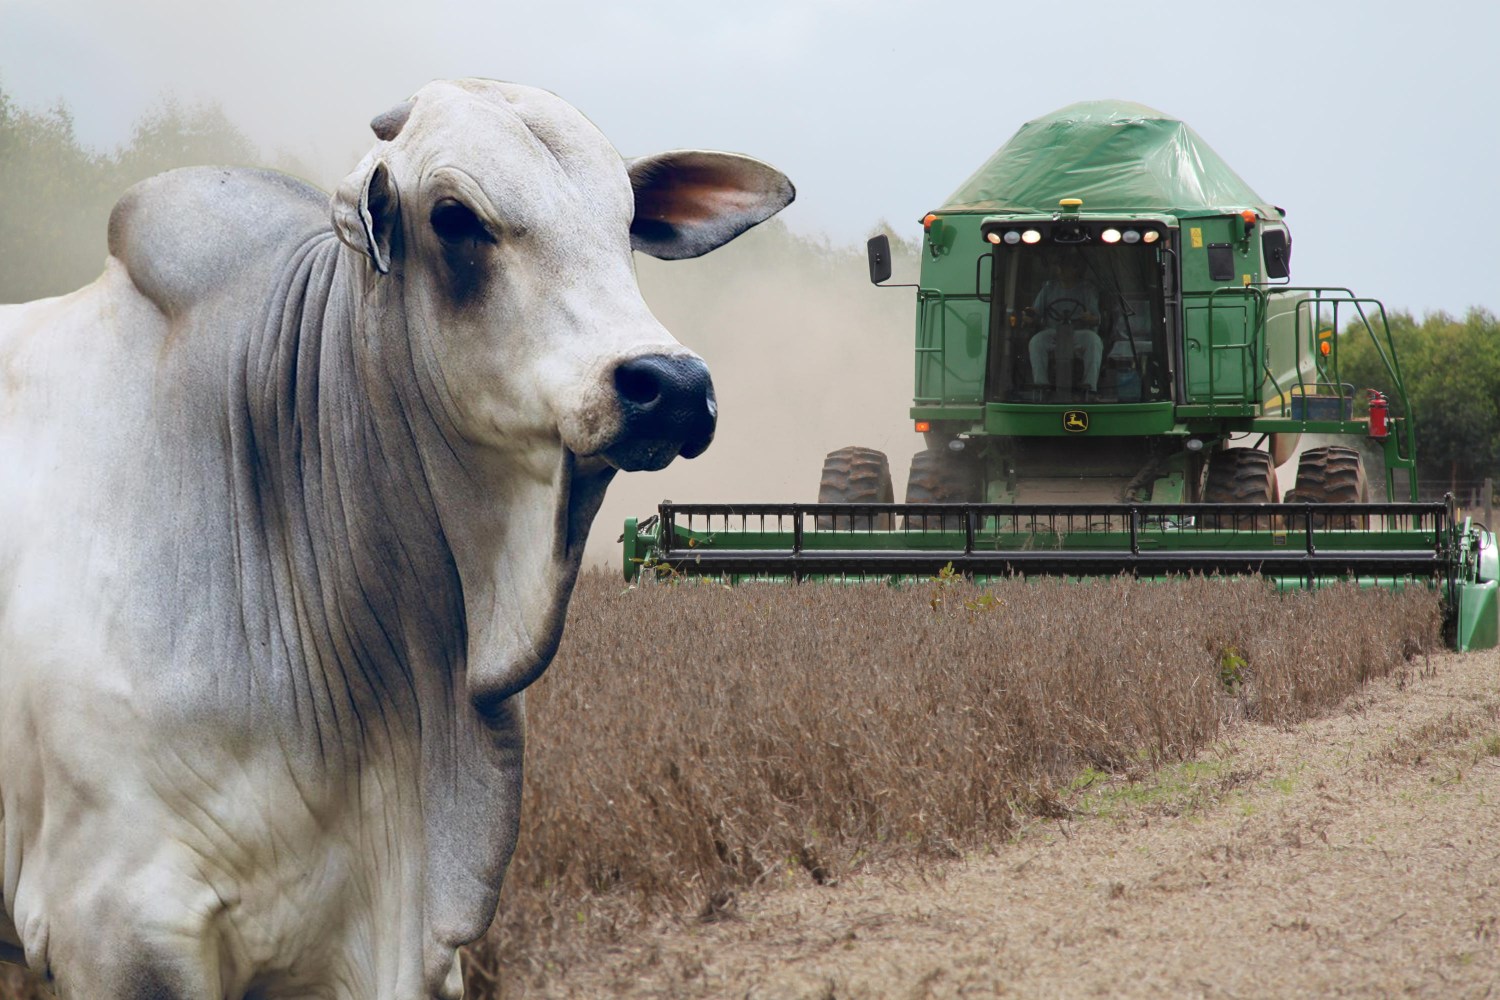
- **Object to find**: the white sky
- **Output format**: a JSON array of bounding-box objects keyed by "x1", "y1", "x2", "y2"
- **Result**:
[{"x1": 3, "y1": 0, "x2": 1497, "y2": 315}]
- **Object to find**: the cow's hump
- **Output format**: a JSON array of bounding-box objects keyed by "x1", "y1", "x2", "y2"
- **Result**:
[{"x1": 108, "y1": 167, "x2": 329, "y2": 315}]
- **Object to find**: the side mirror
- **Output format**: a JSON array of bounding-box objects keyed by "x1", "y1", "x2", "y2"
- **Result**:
[
  {"x1": 1262, "y1": 229, "x2": 1292, "y2": 280},
  {"x1": 866, "y1": 234, "x2": 893, "y2": 285}
]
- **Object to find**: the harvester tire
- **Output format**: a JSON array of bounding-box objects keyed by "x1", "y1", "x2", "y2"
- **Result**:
[
  {"x1": 1203, "y1": 448, "x2": 1278, "y2": 502},
  {"x1": 817, "y1": 446, "x2": 894, "y2": 530},
  {"x1": 1285, "y1": 445, "x2": 1369, "y2": 528},
  {"x1": 904, "y1": 447, "x2": 979, "y2": 530},
  {"x1": 1202, "y1": 448, "x2": 1277, "y2": 527}
]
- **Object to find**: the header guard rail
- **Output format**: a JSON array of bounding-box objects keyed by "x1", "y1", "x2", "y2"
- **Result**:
[{"x1": 633, "y1": 501, "x2": 1455, "y2": 588}]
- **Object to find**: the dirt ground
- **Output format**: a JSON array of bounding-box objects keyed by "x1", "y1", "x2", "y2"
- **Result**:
[{"x1": 533, "y1": 648, "x2": 1500, "y2": 999}]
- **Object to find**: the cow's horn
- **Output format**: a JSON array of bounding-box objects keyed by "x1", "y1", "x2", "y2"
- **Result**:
[{"x1": 370, "y1": 100, "x2": 415, "y2": 141}]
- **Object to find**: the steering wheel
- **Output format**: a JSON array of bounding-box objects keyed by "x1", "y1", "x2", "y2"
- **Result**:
[{"x1": 1043, "y1": 297, "x2": 1087, "y2": 324}]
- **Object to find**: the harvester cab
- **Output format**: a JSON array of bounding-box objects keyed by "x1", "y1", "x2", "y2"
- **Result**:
[
  {"x1": 988, "y1": 222, "x2": 1158, "y2": 404},
  {"x1": 623, "y1": 101, "x2": 1500, "y2": 651}
]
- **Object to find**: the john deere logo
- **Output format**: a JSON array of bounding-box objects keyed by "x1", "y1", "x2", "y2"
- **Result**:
[{"x1": 1063, "y1": 410, "x2": 1089, "y2": 433}]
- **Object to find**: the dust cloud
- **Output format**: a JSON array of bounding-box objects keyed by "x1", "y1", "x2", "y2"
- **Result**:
[{"x1": 587, "y1": 223, "x2": 924, "y2": 570}]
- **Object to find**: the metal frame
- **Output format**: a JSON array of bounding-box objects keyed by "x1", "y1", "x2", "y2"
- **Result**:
[{"x1": 643, "y1": 500, "x2": 1453, "y2": 588}]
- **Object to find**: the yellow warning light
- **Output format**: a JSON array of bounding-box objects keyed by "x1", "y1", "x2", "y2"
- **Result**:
[
  {"x1": 1319, "y1": 341, "x2": 1332, "y2": 357},
  {"x1": 1059, "y1": 198, "x2": 1083, "y2": 209},
  {"x1": 922, "y1": 213, "x2": 939, "y2": 231},
  {"x1": 914, "y1": 420, "x2": 932, "y2": 433}
]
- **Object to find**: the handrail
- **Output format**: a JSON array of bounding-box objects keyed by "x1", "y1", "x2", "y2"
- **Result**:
[
  {"x1": 1187, "y1": 286, "x2": 1411, "y2": 431},
  {"x1": 1277, "y1": 289, "x2": 1414, "y2": 459}
]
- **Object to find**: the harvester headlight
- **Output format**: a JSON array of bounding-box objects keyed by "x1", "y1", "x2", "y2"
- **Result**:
[
  {"x1": 1021, "y1": 229, "x2": 1042, "y2": 244},
  {"x1": 986, "y1": 231, "x2": 1002, "y2": 244},
  {"x1": 1122, "y1": 229, "x2": 1142, "y2": 244},
  {"x1": 1101, "y1": 228, "x2": 1122, "y2": 244},
  {"x1": 1003, "y1": 230, "x2": 1022, "y2": 245},
  {"x1": 1141, "y1": 230, "x2": 1161, "y2": 244}
]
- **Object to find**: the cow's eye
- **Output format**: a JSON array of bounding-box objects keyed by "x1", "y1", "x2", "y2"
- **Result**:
[{"x1": 430, "y1": 200, "x2": 495, "y2": 245}]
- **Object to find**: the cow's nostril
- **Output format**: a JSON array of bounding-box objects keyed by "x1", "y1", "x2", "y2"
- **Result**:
[
  {"x1": 604, "y1": 354, "x2": 716, "y2": 472},
  {"x1": 614, "y1": 364, "x2": 662, "y2": 407}
]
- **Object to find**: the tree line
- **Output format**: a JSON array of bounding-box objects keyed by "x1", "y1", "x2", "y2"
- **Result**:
[
  {"x1": 0, "y1": 81, "x2": 259, "y2": 302},
  {"x1": 0, "y1": 81, "x2": 907, "y2": 303}
]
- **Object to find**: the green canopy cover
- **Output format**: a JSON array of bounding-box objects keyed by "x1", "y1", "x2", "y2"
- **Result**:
[{"x1": 940, "y1": 100, "x2": 1280, "y2": 220}]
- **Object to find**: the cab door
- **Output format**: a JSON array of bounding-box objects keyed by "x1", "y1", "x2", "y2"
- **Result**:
[{"x1": 1181, "y1": 220, "x2": 1258, "y2": 405}]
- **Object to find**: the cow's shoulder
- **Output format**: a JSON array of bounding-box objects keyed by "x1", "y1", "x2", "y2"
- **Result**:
[{"x1": 108, "y1": 167, "x2": 330, "y2": 315}]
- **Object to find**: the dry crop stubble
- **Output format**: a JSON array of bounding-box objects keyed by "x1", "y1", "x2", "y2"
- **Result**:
[{"x1": 0, "y1": 573, "x2": 1443, "y2": 999}]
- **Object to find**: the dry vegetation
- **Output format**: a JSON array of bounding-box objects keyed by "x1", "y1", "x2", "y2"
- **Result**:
[
  {"x1": 0, "y1": 574, "x2": 1441, "y2": 999},
  {"x1": 462, "y1": 572, "x2": 1439, "y2": 996}
]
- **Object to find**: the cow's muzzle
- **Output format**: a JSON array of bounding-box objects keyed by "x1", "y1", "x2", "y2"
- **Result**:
[{"x1": 602, "y1": 354, "x2": 717, "y2": 472}]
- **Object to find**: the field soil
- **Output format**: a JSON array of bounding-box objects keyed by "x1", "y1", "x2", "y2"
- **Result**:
[{"x1": 532, "y1": 647, "x2": 1500, "y2": 999}]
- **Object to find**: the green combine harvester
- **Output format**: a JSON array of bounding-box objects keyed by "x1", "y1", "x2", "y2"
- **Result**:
[{"x1": 622, "y1": 101, "x2": 1499, "y2": 650}]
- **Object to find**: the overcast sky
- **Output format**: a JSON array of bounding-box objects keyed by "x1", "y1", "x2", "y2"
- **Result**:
[{"x1": 2, "y1": 0, "x2": 1496, "y2": 314}]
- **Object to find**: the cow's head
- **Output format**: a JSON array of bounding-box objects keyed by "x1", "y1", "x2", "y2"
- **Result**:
[{"x1": 329, "y1": 79, "x2": 792, "y2": 701}]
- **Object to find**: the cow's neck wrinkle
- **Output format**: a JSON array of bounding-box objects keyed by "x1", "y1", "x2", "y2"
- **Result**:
[{"x1": 232, "y1": 232, "x2": 469, "y2": 752}]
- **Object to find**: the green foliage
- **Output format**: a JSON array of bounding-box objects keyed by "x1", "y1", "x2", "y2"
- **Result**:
[
  {"x1": 928, "y1": 561, "x2": 959, "y2": 611},
  {"x1": 1339, "y1": 308, "x2": 1500, "y2": 487},
  {"x1": 963, "y1": 591, "x2": 1005, "y2": 617},
  {"x1": 926, "y1": 564, "x2": 1006, "y2": 620},
  {"x1": 0, "y1": 83, "x2": 260, "y2": 303},
  {"x1": 630, "y1": 554, "x2": 685, "y2": 586},
  {"x1": 1218, "y1": 645, "x2": 1247, "y2": 692},
  {"x1": 113, "y1": 98, "x2": 256, "y2": 188},
  {"x1": 0, "y1": 88, "x2": 113, "y2": 301}
]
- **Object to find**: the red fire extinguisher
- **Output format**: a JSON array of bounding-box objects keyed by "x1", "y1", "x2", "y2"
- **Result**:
[{"x1": 1368, "y1": 390, "x2": 1389, "y2": 439}]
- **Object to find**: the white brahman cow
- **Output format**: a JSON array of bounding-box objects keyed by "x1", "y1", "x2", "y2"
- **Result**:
[{"x1": 0, "y1": 78, "x2": 792, "y2": 998}]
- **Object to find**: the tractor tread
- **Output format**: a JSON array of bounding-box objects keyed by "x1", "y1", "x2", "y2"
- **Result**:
[
  {"x1": 1286, "y1": 445, "x2": 1370, "y2": 527},
  {"x1": 818, "y1": 446, "x2": 894, "y2": 529},
  {"x1": 1203, "y1": 448, "x2": 1277, "y2": 504},
  {"x1": 904, "y1": 447, "x2": 979, "y2": 529},
  {"x1": 1289, "y1": 445, "x2": 1368, "y2": 504}
]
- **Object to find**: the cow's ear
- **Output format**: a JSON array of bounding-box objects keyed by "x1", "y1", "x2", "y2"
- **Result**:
[
  {"x1": 627, "y1": 151, "x2": 795, "y2": 260},
  {"x1": 332, "y1": 154, "x2": 399, "y2": 274}
]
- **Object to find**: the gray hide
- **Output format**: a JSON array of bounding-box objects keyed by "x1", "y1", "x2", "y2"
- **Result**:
[{"x1": 0, "y1": 78, "x2": 792, "y2": 999}]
